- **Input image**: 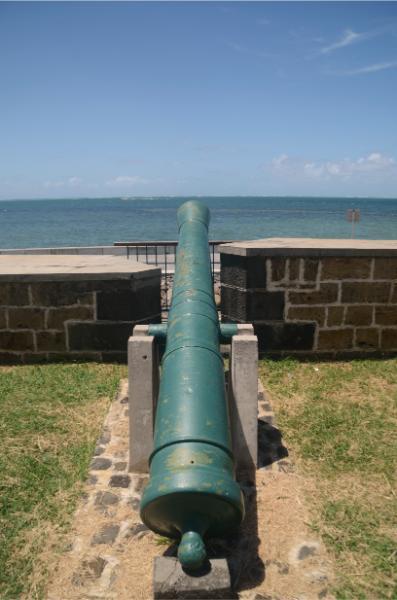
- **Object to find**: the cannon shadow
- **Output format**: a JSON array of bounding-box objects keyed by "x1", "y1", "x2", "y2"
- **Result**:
[
  {"x1": 226, "y1": 416, "x2": 289, "y2": 593},
  {"x1": 161, "y1": 417, "x2": 289, "y2": 595}
]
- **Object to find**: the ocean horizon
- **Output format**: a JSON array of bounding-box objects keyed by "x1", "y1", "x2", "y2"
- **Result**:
[{"x1": 0, "y1": 196, "x2": 396, "y2": 249}]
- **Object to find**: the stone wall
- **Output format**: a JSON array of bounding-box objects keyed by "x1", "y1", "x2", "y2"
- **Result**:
[
  {"x1": 0, "y1": 256, "x2": 161, "y2": 364},
  {"x1": 220, "y1": 239, "x2": 397, "y2": 357}
]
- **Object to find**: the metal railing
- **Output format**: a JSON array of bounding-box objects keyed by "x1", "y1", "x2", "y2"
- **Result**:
[
  {"x1": 114, "y1": 240, "x2": 231, "y2": 313},
  {"x1": 114, "y1": 240, "x2": 231, "y2": 277}
]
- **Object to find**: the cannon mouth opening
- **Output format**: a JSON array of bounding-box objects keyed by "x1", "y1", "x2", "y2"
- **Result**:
[{"x1": 177, "y1": 200, "x2": 210, "y2": 230}]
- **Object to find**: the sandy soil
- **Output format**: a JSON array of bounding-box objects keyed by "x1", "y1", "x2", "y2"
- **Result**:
[{"x1": 47, "y1": 379, "x2": 334, "y2": 600}]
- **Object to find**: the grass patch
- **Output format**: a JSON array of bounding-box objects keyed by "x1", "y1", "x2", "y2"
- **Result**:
[
  {"x1": 259, "y1": 358, "x2": 397, "y2": 599},
  {"x1": 0, "y1": 362, "x2": 126, "y2": 599}
]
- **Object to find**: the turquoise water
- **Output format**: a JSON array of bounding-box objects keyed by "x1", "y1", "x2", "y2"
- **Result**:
[{"x1": 0, "y1": 196, "x2": 396, "y2": 248}]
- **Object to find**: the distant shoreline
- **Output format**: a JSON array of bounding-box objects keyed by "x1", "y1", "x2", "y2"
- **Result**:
[
  {"x1": 1, "y1": 195, "x2": 397, "y2": 203},
  {"x1": 1, "y1": 196, "x2": 396, "y2": 249}
]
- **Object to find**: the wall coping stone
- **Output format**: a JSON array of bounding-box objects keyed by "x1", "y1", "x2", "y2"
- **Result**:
[
  {"x1": 220, "y1": 238, "x2": 397, "y2": 258},
  {"x1": 0, "y1": 245, "x2": 125, "y2": 255},
  {"x1": 0, "y1": 255, "x2": 161, "y2": 282}
]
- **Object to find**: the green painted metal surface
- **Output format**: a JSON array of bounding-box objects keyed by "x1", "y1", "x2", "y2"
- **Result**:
[
  {"x1": 148, "y1": 322, "x2": 239, "y2": 342},
  {"x1": 140, "y1": 201, "x2": 244, "y2": 570}
]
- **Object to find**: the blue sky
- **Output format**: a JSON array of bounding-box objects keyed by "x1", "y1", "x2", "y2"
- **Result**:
[{"x1": 1, "y1": 1, "x2": 397, "y2": 199}]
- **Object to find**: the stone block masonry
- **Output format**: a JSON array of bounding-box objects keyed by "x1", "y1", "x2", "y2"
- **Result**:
[
  {"x1": 0, "y1": 256, "x2": 161, "y2": 364},
  {"x1": 220, "y1": 238, "x2": 397, "y2": 357}
]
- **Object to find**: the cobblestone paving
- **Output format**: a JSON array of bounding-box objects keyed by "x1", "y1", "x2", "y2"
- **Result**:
[{"x1": 47, "y1": 379, "x2": 334, "y2": 600}]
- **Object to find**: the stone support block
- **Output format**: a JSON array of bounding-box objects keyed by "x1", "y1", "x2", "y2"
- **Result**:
[
  {"x1": 8, "y1": 307, "x2": 45, "y2": 329},
  {"x1": 321, "y1": 257, "x2": 371, "y2": 280},
  {"x1": 0, "y1": 283, "x2": 30, "y2": 306},
  {"x1": 341, "y1": 282, "x2": 390, "y2": 304},
  {"x1": 289, "y1": 283, "x2": 338, "y2": 305},
  {"x1": 345, "y1": 305, "x2": 373, "y2": 326},
  {"x1": 221, "y1": 286, "x2": 284, "y2": 322},
  {"x1": 128, "y1": 326, "x2": 159, "y2": 473},
  {"x1": 153, "y1": 557, "x2": 231, "y2": 599},
  {"x1": 288, "y1": 257, "x2": 301, "y2": 280},
  {"x1": 68, "y1": 321, "x2": 135, "y2": 352},
  {"x1": 255, "y1": 322, "x2": 315, "y2": 351},
  {"x1": 221, "y1": 253, "x2": 266, "y2": 289},
  {"x1": 355, "y1": 328, "x2": 379, "y2": 349},
  {"x1": 317, "y1": 328, "x2": 354, "y2": 350},
  {"x1": 36, "y1": 331, "x2": 66, "y2": 352},
  {"x1": 381, "y1": 329, "x2": 397, "y2": 349},
  {"x1": 228, "y1": 325, "x2": 258, "y2": 476},
  {"x1": 327, "y1": 306, "x2": 345, "y2": 327},
  {"x1": 375, "y1": 306, "x2": 397, "y2": 326},
  {"x1": 271, "y1": 257, "x2": 286, "y2": 281},
  {"x1": 303, "y1": 259, "x2": 320, "y2": 281},
  {"x1": 0, "y1": 330, "x2": 34, "y2": 351},
  {"x1": 97, "y1": 284, "x2": 160, "y2": 321},
  {"x1": 0, "y1": 352, "x2": 23, "y2": 364},
  {"x1": 30, "y1": 281, "x2": 94, "y2": 306},
  {"x1": 374, "y1": 258, "x2": 397, "y2": 279},
  {"x1": 47, "y1": 306, "x2": 94, "y2": 329},
  {"x1": 287, "y1": 306, "x2": 325, "y2": 326}
]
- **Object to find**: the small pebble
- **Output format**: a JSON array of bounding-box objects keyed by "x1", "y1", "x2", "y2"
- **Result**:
[
  {"x1": 109, "y1": 474, "x2": 131, "y2": 488},
  {"x1": 91, "y1": 524, "x2": 120, "y2": 546},
  {"x1": 99, "y1": 429, "x2": 111, "y2": 445},
  {"x1": 114, "y1": 461, "x2": 127, "y2": 471},
  {"x1": 95, "y1": 491, "x2": 119, "y2": 508},
  {"x1": 90, "y1": 457, "x2": 112, "y2": 470},
  {"x1": 129, "y1": 497, "x2": 140, "y2": 511},
  {"x1": 298, "y1": 544, "x2": 319, "y2": 560}
]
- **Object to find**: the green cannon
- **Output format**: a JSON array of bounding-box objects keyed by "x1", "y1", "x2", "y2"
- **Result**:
[{"x1": 140, "y1": 200, "x2": 245, "y2": 570}]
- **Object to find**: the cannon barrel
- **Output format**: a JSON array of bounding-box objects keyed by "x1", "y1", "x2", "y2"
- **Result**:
[{"x1": 140, "y1": 200, "x2": 244, "y2": 570}]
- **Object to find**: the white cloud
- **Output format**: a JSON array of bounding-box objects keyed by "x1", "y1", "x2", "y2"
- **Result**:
[
  {"x1": 304, "y1": 162, "x2": 326, "y2": 178},
  {"x1": 269, "y1": 153, "x2": 396, "y2": 181},
  {"x1": 339, "y1": 60, "x2": 397, "y2": 75},
  {"x1": 43, "y1": 176, "x2": 83, "y2": 189},
  {"x1": 321, "y1": 29, "x2": 364, "y2": 54},
  {"x1": 68, "y1": 176, "x2": 82, "y2": 186},
  {"x1": 43, "y1": 180, "x2": 64, "y2": 189},
  {"x1": 106, "y1": 175, "x2": 148, "y2": 186},
  {"x1": 271, "y1": 154, "x2": 289, "y2": 169}
]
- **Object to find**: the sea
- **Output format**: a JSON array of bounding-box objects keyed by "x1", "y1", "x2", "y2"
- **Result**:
[{"x1": 0, "y1": 196, "x2": 396, "y2": 249}]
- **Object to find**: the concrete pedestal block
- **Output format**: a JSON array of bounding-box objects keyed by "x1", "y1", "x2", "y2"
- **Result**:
[
  {"x1": 228, "y1": 324, "x2": 258, "y2": 477},
  {"x1": 128, "y1": 325, "x2": 159, "y2": 473},
  {"x1": 128, "y1": 323, "x2": 258, "y2": 477},
  {"x1": 153, "y1": 557, "x2": 232, "y2": 599}
]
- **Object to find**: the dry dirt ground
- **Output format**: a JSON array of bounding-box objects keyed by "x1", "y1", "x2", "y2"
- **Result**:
[{"x1": 47, "y1": 380, "x2": 334, "y2": 600}]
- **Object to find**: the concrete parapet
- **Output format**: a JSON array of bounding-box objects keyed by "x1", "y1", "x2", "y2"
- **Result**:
[
  {"x1": 0, "y1": 255, "x2": 161, "y2": 363},
  {"x1": 221, "y1": 238, "x2": 397, "y2": 357}
]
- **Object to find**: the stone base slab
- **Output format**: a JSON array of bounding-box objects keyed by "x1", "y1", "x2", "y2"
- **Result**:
[{"x1": 153, "y1": 557, "x2": 232, "y2": 599}]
